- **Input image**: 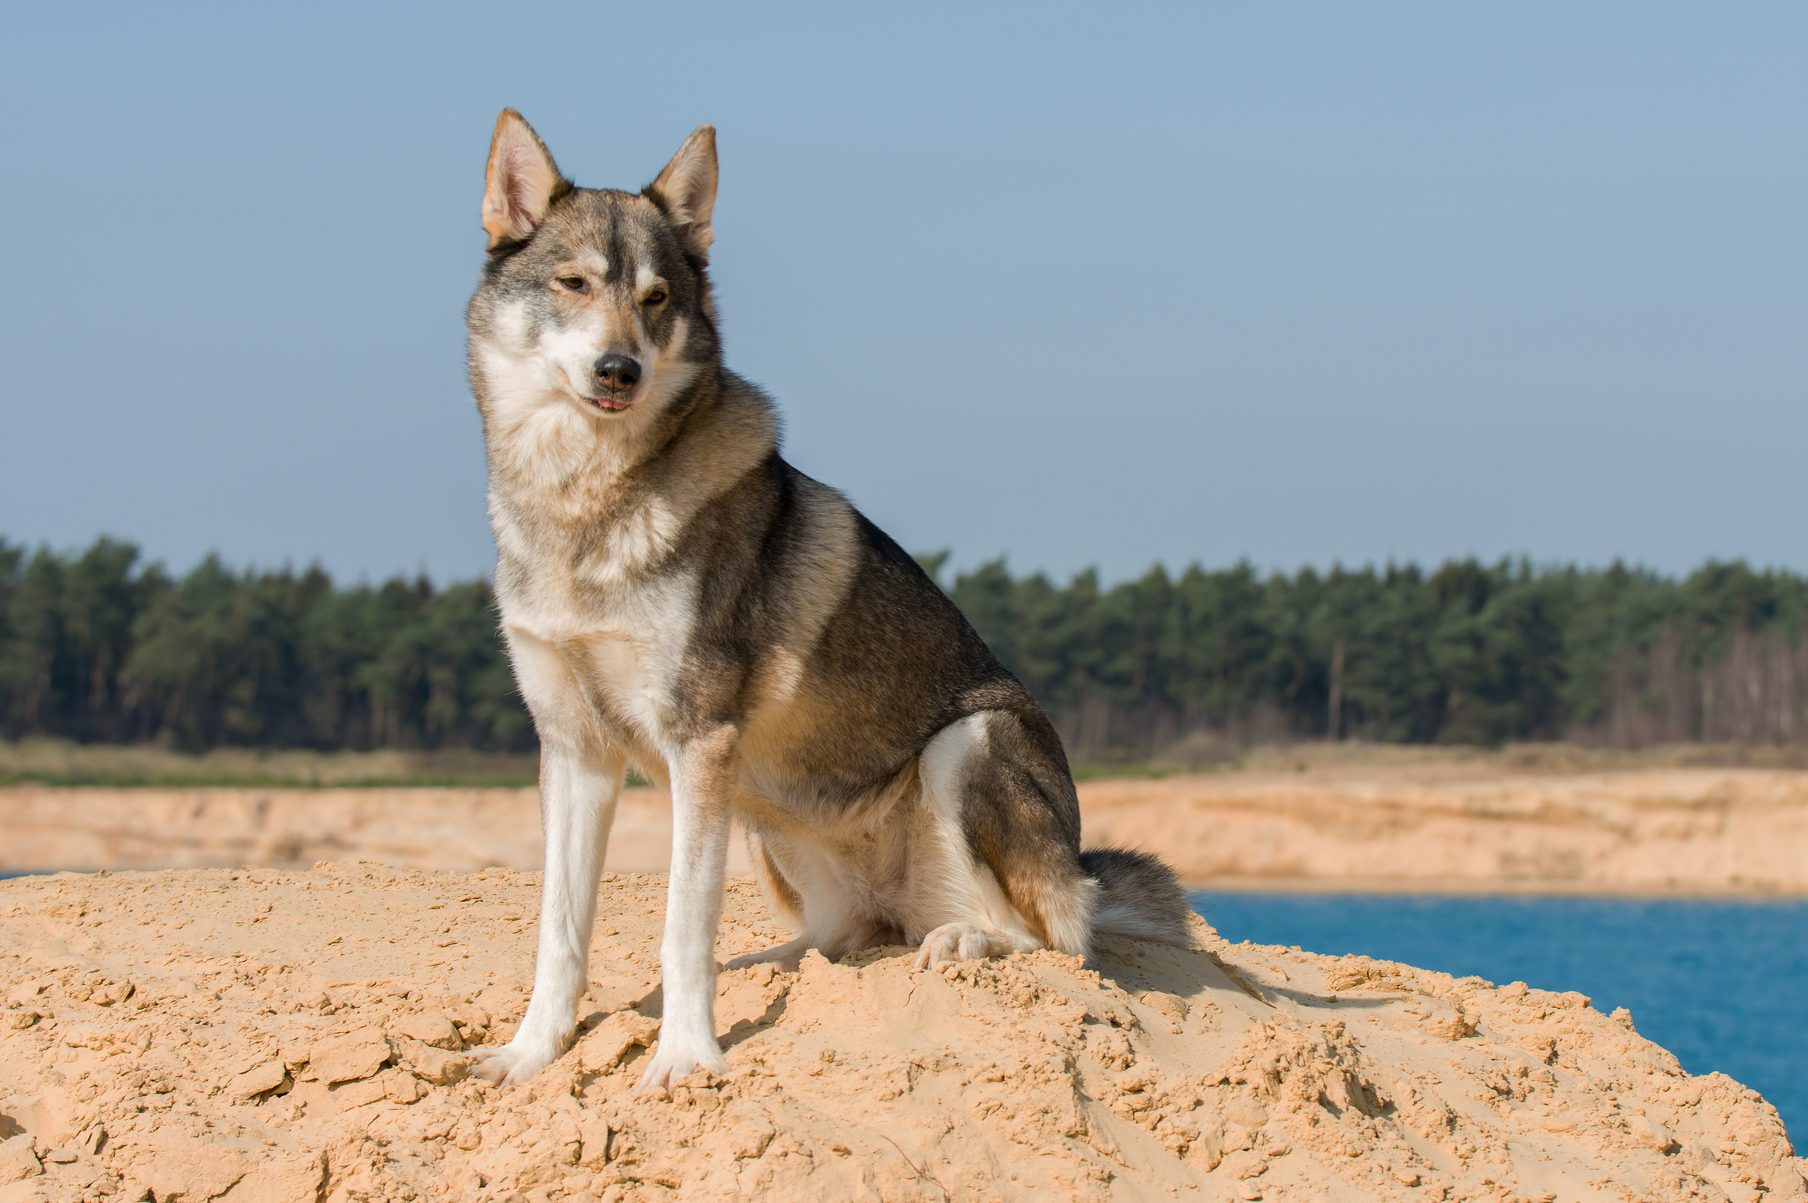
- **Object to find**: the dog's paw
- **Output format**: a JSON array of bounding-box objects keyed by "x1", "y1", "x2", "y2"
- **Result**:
[
  {"x1": 913, "y1": 922, "x2": 995, "y2": 969},
  {"x1": 469, "y1": 1033, "x2": 567, "y2": 1086},
  {"x1": 634, "y1": 1038, "x2": 729, "y2": 1095}
]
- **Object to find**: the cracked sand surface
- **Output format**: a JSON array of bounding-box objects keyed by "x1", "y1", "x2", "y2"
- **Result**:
[{"x1": 0, "y1": 863, "x2": 1802, "y2": 1201}]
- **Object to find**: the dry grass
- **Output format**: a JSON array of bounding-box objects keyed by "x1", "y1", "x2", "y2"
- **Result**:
[
  {"x1": 0, "y1": 739, "x2": 539, "y2": 789},
  {"x1": 6, "y1": 736, "x2": 1807, "y2": 790}
]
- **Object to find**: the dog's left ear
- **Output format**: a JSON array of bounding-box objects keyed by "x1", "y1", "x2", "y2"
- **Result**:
[{"x1": 646, "y1": 125, "x2": 718, "y2": 261}]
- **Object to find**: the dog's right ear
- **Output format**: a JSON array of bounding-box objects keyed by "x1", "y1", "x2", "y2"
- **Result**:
[{"x1": 483, "y1": 109, "x2": 567, "y2": 248}]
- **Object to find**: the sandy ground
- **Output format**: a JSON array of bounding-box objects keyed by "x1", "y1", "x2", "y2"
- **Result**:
[
  {"x1": 6, "y1": 765, "x2": 1808, "y2": 894},
  {"x1": 0, "y1": 864, "x2": 1800, "y2": 1202}
]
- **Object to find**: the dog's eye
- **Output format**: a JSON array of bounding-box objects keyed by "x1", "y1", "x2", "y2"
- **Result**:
[
  {"x1": 642, "y1": 288, "x2": 668, "y2": 307},
  {"x1": 555, "y1": 276, "x2": 588, "y2": 293}
]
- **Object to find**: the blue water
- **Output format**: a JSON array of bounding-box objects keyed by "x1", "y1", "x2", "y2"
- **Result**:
[{"x1": 1193, "y1": 892, "x2": 1808, "y2": 1141}]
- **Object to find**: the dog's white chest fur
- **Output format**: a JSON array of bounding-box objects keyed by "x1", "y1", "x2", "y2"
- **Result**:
[{"x1": 500, "y1": 559, "x2": 700, "y2": 748}]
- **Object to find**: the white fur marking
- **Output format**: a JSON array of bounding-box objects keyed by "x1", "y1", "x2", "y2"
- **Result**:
[
  {"x1": 540, "y1": 309, "x2": 613, "y2": 394},
  {"x1": 472, "y1": 724, "x2": 624, "y2": 1084},
  {"x1": 638, "y1": 751, "x2": 733, "y2": 1091},
  {"x1": 920, "y1": 713, "x2": 988, "y2": 803},
  {"x1": 577, "y1": 570, "x2": 699, "y2": 746},
  {"x1": 910, "y1": 714, "x2": 1042, "y2": 961}
]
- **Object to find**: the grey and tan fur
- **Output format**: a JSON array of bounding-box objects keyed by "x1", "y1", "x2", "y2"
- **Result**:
[{"x1": 464, "y1": 110, "x2": 1191, "y2": 1092}]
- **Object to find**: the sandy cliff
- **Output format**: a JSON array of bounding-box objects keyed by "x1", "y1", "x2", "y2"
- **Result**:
[
  {"x1": 0, "y1": 864, "x2": 1801, "y2": 1201},
  {"x1": 1079, "y1": 766, "x2": 1808, "y2": 894}
]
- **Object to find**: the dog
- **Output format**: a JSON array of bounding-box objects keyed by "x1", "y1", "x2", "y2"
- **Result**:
[{"x1": 464, "y1": 110, "x2": 1191, "y2": 1092}]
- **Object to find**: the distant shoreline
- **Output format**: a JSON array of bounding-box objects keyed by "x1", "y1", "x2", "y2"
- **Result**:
[
  {"x1": 6, "y1": 737, "x2": 1808, "y2": 791},
  {"x1": 6, "y1": 758, "x2": 1808, "y2": 898}
]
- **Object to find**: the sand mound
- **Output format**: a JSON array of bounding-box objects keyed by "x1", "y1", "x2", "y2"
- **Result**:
[{"x1": 0, "y1": 865, "x2": 1800, "y2": 1202}]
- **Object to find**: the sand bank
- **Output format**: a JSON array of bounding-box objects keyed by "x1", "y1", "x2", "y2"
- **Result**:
[
  {"x1": 6, "y1": 765, "x2": 1808, "y2": 894},
  {"x1": 0, "y1": 864, "x2": 1801, "y2": 1201}
]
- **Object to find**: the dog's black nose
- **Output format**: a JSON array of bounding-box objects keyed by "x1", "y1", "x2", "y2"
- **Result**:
[{"x1": 592, "y1": 355, "x2": 642, "y2": 390}]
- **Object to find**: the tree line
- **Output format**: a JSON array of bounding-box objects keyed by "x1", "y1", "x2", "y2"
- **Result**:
[{"x1": 3, "y1": 537, "x2": 1806, "y2": 762}]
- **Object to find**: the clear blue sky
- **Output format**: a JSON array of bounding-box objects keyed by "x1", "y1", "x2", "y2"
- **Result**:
[{"x1": 3, "y1": 2, "x2": 1804, "y2": 585}]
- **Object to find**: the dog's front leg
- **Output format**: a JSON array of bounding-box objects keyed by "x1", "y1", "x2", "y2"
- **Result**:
[
  {"x1": 636, "y1": 729, "x2": 736, "y2": 1093},
  {"x1": 473, "y1": 738, "x2": 624, "y2": 1084}
]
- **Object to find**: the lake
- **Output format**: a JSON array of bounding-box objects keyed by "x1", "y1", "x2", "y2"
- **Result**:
[{"x1": 1193, "y1": 891, "x2": 1807, "y2": 1142}]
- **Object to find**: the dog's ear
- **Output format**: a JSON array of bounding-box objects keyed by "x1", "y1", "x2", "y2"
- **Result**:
[
  {"x1": 646, "y1": 125, "x2": 718, "y2": 261},
  {"x1": 483, "y1": 109, "x2": 567, "y2": 248}
]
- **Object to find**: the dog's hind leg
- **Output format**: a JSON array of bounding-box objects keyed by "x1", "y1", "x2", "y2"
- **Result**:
[
  {"x1": 726, "y1": 833, "x2": 814, "y2": 969},
  {"x1": 904, "y1": 711, "x2": 1097, "y2": 969},
  {"x1": 747, "y1": 829, "x2": 805, "y2": 925},
  {"x1": 727, "y1": 829, "x2": 883, "y2": 968}
]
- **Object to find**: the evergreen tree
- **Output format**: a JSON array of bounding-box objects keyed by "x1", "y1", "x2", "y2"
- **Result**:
[{"x1": 4, "y1": 535, "x2": 1807, "y2": 759}]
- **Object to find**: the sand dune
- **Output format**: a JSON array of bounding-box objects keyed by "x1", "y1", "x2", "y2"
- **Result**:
[
  {"x1": 0, "y1": 864, "x2": 1800, "y2": 1201},
  {"x1": 6, "y1": 764, "x2": 1808, "y2": 894}
]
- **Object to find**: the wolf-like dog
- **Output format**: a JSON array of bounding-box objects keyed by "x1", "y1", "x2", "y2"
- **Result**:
[{"x1": 464, "y1": 110, "x2": 1191, "y2": 1091}]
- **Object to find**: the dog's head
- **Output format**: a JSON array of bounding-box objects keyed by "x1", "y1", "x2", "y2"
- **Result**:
[{"x1": 468, "y1": 110, "x2": 720, "y2": 435}]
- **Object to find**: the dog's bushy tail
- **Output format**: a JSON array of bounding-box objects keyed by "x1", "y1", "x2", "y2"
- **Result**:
[{"x1": 1079, "y1": 847, "x2": 1193, "y2": 948}]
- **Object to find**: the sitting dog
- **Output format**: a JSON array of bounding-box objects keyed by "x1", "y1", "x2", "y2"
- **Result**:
[{"x1": 463, "y1": 111, "x2": 1189, "y2": 1091}]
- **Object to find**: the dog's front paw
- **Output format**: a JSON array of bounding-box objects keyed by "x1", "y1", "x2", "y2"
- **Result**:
[
  {"x1": 634, "y1": 1037, "x2": 729, "y2": 1095},
  {"x1": 469, "y1": 1031, "x2": 568, "y2": 1085}
]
